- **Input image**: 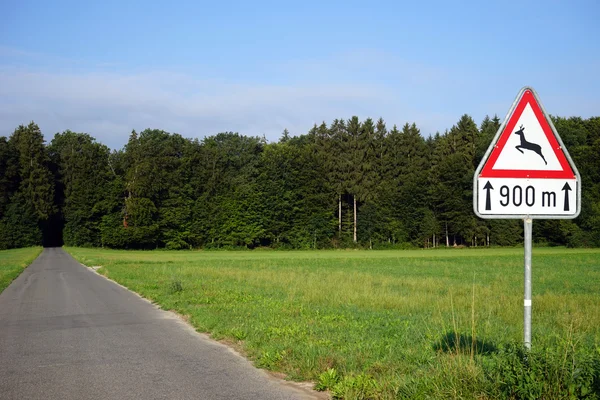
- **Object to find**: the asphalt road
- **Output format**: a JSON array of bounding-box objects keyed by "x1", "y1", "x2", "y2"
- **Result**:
[{"x1": 0, "y1": 248, "x2": 323, "y2": 400}]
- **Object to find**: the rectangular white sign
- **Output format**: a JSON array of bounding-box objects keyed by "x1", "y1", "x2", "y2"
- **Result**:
[{"x1": 476, "y1": 178, "x2": 578, "y2": 217}]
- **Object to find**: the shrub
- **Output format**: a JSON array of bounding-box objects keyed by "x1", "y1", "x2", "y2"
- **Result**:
[
  {"x1": 331, "y1": 373, "x2": 378, "y2": 400},
  {"x1": 484, "y1": 342, "x2": 600, "y2": 399},
  {"x1": 315, "y1": 368, "x2": 340, "y2": 392},
  {"x1": 167, "y1": 279, "x2": 183, "y2": 294}
]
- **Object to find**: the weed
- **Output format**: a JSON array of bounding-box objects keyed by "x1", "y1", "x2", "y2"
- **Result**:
[
  {"x1": 483, "y1": 341, "x2": 600, "y2": 399},
  {"x1": 167, "y1": 279, "x2": 183, "y2": 294},
  {"x1": 256, "y1": 349, "x2": 286, "y2": 369},
  {"x1": 229, "y1": 327, "x2": 247, "y2": 341},
  {"x1": 331, "y1": 373, "x2": 377, "y2": 400},
  {"x1": 315, "y1": 368, "x2": 340, "y2": 391}
]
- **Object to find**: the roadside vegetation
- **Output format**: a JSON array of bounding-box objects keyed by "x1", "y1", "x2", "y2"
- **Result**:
[
  {"x1": 67, "y1": 246, "x2": 600, "y2": 399},
  {"x1": 0, "y1": 247, "x2": 42, "y2": 293}
]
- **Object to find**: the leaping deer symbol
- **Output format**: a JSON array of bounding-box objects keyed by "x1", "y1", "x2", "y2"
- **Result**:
[{"x1": 514, "y1": 125, "x2": 547, "y2": 165}]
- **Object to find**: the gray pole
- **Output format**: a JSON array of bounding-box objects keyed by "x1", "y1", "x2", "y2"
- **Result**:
[{"x1": 523, "y1": 218, "x2": 533, "y2": 349}]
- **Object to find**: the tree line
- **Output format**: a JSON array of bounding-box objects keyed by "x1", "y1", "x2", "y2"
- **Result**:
[{"x1": 1, "y1": 114, "x2": 599, "y2": 250}]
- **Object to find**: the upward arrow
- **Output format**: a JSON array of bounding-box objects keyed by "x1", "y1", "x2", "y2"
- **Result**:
[
  {"x1": 562, "y1": 182, "x2": 572, "y2": 212},
  {"x1": 483, "y1": 181, "x2": 494, "y2": 211}
]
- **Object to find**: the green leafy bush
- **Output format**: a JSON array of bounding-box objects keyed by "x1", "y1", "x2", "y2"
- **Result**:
[
  {"x1": 315, "y1": 368, "x2": 340, "y2": 391},
  {"x1": 330, "y1": 373, "x2": 378, "y2": 400},
  {"x1": 167, "y1": 279, "x2": 183, "y2": 294},
  {"x1": 256, "y1": 350, "x2": 286, "y2": 369},
  {"x1": 484, "y1": 342, "x2": 600, "y2": 399}
]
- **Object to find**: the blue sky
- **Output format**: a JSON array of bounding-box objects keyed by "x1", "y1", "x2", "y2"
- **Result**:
[{"x1": 1, "y1": 0, "x2": 599, "y2": 149}]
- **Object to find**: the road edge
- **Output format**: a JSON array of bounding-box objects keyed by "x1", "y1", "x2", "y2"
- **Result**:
[
  {"x1": 77, "y1": 260, "x2": 330, "y2": 400},
  {"x1": 0, "y1": 246, "x2": 43, "y2": 295}
]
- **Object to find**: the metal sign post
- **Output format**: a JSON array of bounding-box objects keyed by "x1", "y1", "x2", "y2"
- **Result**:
[
  {"x1": 523, "y1": 218, "x2": 532, "y2": 349},
  {"x1": 473, "y1": 87, "x2": 580, "y2": 349}
]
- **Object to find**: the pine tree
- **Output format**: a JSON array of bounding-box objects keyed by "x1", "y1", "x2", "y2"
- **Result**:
[
  {"x1": 49, "y1": 131, "x2": 112, "y2": 246},
  {"x1": 1, "y1": 122, "x2": 56, "y2": 248},
  {"x1": 11, "y1": 123, "x2": 56, "y2": 221},
  {"x1": 429, "y1": 115, "x2": 481, "y2": 246},
  {"x1": 326, "y1": 119, "x2": 349, "y2": 241},
  {"x1": 0, "y1": 137, "x2": 18, "y2": 221}
]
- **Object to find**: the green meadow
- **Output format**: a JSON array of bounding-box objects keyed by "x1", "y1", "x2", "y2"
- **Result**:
[
  {"x1": 66, "y1": 247, "x2": 600, "y2": 399},
  {"x1": 0, "y1": 247, "x2": 42, "y2": 294}
]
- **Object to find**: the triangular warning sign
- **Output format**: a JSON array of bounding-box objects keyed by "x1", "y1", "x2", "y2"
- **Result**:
[
  {"x1": 474, "y1": 87, "x2": 580, "y2": 219},
  {"x1": 479, "y1": 88, "x2": 576, "y2": 179}
]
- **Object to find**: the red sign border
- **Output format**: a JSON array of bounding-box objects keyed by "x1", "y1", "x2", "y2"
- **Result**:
[{"x1": 479, "y1": 89, "x2": 575, "y2": 179}]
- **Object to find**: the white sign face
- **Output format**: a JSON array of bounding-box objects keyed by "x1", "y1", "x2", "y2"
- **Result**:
[
  {"x1": 474, "y1": 87, "x2": 580, "y2": 219},
  {"x1": 477, "y1": 178, "x2": 577, "y2": 216}
]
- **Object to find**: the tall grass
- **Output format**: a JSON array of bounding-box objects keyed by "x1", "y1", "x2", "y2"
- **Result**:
[
  {"x1": 0, "y1": 247, "x2": 42, "y2": 293},
  {"x1": 66, "y1": 247, "x2": 600, "y2": 399}
]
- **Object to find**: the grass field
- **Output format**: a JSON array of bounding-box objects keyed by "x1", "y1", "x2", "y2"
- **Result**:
[
  {"x1": 66, "y1": 247, "x2": 600, "y2": 399},
  {"x1": 0, "y1": 247, "x2": 42, "y2": 294}
]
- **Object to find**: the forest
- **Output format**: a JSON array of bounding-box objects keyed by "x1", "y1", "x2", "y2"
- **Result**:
[{"x1": 1, "y1": 114, "x2": 599, "y2": 250}]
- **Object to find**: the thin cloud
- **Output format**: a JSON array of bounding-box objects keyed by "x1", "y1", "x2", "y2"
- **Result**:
[
  {"x1": 0, "y1": 67, "x2": 393, "y2": 149},
  {"x1": 2, "y1": 46, "x2": 596, "y2": 150}
]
